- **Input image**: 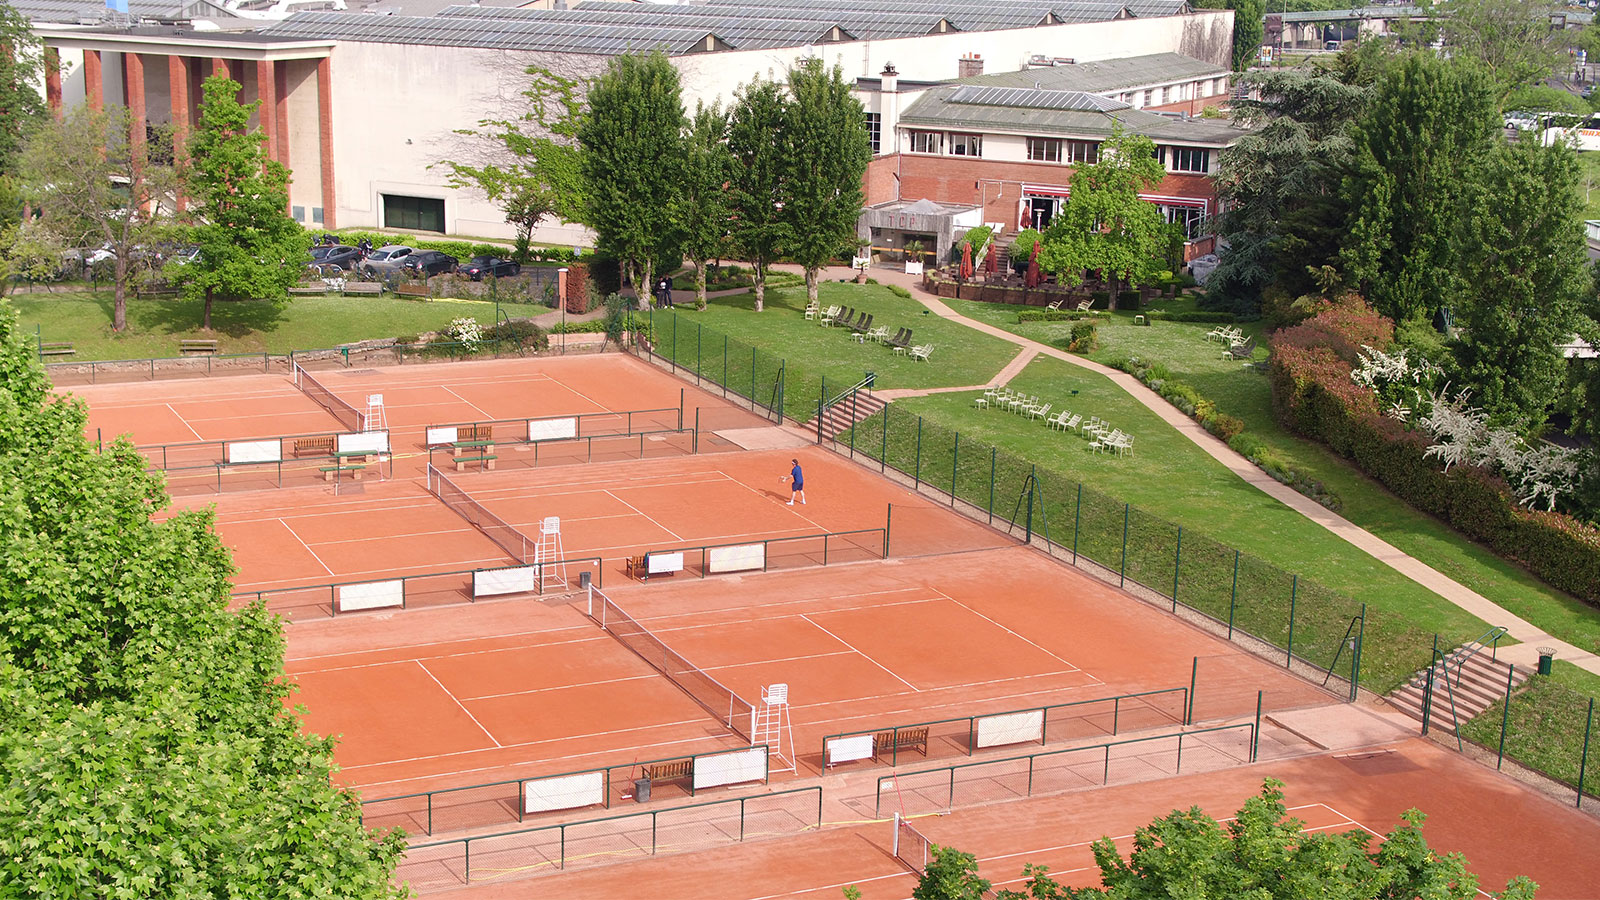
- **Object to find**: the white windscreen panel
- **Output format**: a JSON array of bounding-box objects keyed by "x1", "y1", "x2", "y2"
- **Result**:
[
  {"x1": 522, "y1": 771, "x2": 605, "y2": 814},
  {"x1": 337, "y1": 431, "x2": 390, "y2": 454},
  {"x1": 647, "y1": 551, "x2": 684, "y2": 574},
  {"x1": 473, "y1": 566, "x2": 538, "y2": 598},
  {"x1": 707, "y1": 543, "x2": 765, "y2": 574},
  {"x1": 225, "y1": 439, "x2": 281, "y2": 464},
  {"x1": 826, "y1": 734, "x2": 874, "y2": 766},
  {"x1": 975, "y1": 709, "x2": 1045, "y2": 749},
  {"x1": 425, "y1": 426, "x2": 459, "y2": 447},
  {"x1": 692, "y1": 746, "x2": 768, "y2": 790},
  {"x1": 527, "y1": 417, "x2": 578, "y2": 442},
  {"x1": 336, "y1": 579, "x2": 404, "y2": 612}
]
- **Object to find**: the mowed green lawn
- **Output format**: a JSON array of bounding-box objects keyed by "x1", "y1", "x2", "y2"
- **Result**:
[
  {"x1": 6, "y1": 291, "x2": 505, "y2": 361},
  {"x1": 655, "y1": 282, "x2": 1021, "y2": 419},
  {"x1": 946, "y1": 297, "x2": 1600, "y2": 659}
]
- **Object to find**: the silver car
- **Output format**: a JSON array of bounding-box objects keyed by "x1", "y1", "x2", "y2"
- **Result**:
[{"x1": 358, "y1": 244, "x2": 414, "y2": 278}]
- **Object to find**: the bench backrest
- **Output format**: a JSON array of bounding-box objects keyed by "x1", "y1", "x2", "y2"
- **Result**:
[
  {"x1": 296, "y1": 436, "x2": 335, "y2": 454},
  {"x1": 642, "y1": 759, "x2": 692, "y2": 780}
]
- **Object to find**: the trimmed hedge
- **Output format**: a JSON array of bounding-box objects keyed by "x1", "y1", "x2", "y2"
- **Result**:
[
  {"x1": 1148, "y1": 310, "x2": 1238, "y2": 323},
  {"x1": 1017, "y1": 309, "x2": 1109, "y2": 323},
  {"x1": 1269, "y1": 297, "x2": 1600, "y2": 603}
]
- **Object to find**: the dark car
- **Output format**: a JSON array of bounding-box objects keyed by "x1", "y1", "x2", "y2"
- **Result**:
[
  {"x1": 401, "y1": 250, "x2": 459, "y2": 277},
  {"x1": 308, "y1": 244, "x2": 364, "y2": 271},
  {"x1": 459, "y1": 255, "x2": 522, "y2": 281}
]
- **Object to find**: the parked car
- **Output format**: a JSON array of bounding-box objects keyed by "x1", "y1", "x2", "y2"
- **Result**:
[
  {"x1": 400, "y1": 250, "x2": 458, "y2": 277},
  {"x1": 459, "y1": 255, "x2": 521, "y2": 280},
  {"x1": 358, "y1": 244, "x2": 414, "y2": 278},
  {"x1": 308, "y1": 244, "x2": 364, "y2": 271}
]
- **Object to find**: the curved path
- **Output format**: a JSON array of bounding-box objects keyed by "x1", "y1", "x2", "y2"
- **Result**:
[{"x1": 783, "y1": 263, "x2": 1598, "y2": 677}]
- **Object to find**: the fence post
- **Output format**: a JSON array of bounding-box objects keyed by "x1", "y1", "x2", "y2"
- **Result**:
[
  {"x1": 1072, "y1": 483, "x2": 1081, "y2": 564},
  {"x1": 988, "y1": 448, "x2": 996, "y2": 524},
  {"x1": 1286, "y1": 575, "x2": 1298, "y2": 667},
  {"x1": 1187, "y1": 657, "x2": 1197, "y2": 725},
  {"x1": 1118, "y1": 504, "x2": 1129, "y2": 588},
  {"x1": 694, "y1": 407, "x2": 701, "y2": 454},
  {"x1": 1025, "y1": 465, "x2": 1036, "y2": 543},
  {"x1": 1497, "y1": 663, "x2": 1514, "y2": 770},
  {"x1": 1252, "y1": 691, "x2": 1263, "y2": 762},
  {"x1": 1579, "y1": 699, "x2": 1594, "y2": 809},
  {"x1": 1351, "y1": 604, "x2": 1365, "y2": 701},
  {"x1": 914, "y1": 417, "x2": 923, "y2": 488},
  {"x1": 885, "y1": 504, "x2": 892, "y2": 557},
  {"x1": 696, "y1": 321, "x2": 702, "y2": 383},
  {"x1": 1227, "y1": 550, "x2": 1239, "y2": 639},
  {"x1": 951, "y1": 432, "x2": 959, "y2": 506},
  {"x1": 1172, "y1": 526, "x2": 1182, "y2": 611},
  {"x1": 817, "y1": 375, "x2": 826, "y2": 444},
  {"x1": 880, "y1": 406, "x2": 888, "y2": 472}
]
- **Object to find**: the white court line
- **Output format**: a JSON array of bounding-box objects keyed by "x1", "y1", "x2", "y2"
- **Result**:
[
  {"x1": 281, "y1": 520, "x2": 336, "y2": 576},
  {"x1": 928, "y1": 586, "x2": 1082, "y2": 672},
  {"x1": 459, "y1": 672, "x2": 661, "y2": 703},
  {"x1": 287, "y1": 625, "x2": 604, "y2": 666},
  {"x1": 166, "y1": 403, "x2": 205, "y2": 441},
  {"x1": 441, "y1": 385, "x2": 496, "y2": 421},
  {"x1": 604, "y1": 489, "x2": 685, "y2": 541},
  {"x1": 416, "y1": 659, "x2": 502, "y2": 748},
  {"x1": 800, "y1": 612, "x2": 921, "y2": 692}
]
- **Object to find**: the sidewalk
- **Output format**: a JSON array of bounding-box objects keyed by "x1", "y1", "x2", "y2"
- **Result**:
[{"x1": 797, "y1": 262, "x2": 1598, "y2": 678}]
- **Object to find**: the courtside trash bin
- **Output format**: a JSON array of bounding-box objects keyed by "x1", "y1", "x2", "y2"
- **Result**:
[
  {"x1": 1538, "y1": 647, "x2": 1556, "y2": 676},
  {"x1": 633, "y1": 778, "x2": 651, "y2": 803}
]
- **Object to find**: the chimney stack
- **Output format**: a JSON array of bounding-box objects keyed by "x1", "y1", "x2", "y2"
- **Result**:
[{"x1": 958, "y1": 53, "x2": 983, "y2": 79}]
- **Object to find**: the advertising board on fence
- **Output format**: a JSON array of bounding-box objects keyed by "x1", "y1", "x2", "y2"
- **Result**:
[
  {"x1": 692, "y1": 747, "x2": 769, "y2": 790},
  {"x1": 473, "y1": 565, "x2": 538, "y2": 598},
  {"x1": 522, "y1": 771, "x2": 607, "y2": 814},
  {"x1": 425, "y1": 426, "x2": 459, "y2": 447},
  {"x1": 337, "y1": 430, "x2": 390, "y2": 455},
  {"x1": 708, "y1": 543, "x2": 765, "y2": 574},
  {"x1": 224, "y1": 439, "x2": 281, "y2": 464},
  {"x1": 527, "y1": 417, "x2": 579, "y2": 442},
  {"x1": 975, "y1": 709, "x2": 1045, "y2": 749},
  {"x1": 826, "y1": 734, "x2": 875, "y2": 766},
  {"x1": 336, "y1": 579, "x2": 404, "y2": 612}
]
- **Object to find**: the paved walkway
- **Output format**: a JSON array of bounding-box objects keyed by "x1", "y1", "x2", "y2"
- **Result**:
[{"x1": 796, "y1": 263, "x2": 1598, "y2": 678}]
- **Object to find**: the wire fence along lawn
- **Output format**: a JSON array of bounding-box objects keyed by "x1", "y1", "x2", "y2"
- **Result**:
[
  {"x1": 834, "y1": 401, "x2": 1440, "y2": 696},
  {"x1": 1457, "y1": 667, "x2": 1600, "y2": 809},
  {"x1": 633, "y1": 311, "x2": 786, "y2": 423}
]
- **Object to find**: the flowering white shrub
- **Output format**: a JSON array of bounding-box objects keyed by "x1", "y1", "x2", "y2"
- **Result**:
[
  {"x1": 1352, "y1": 345, "x2": 1443, "y2": 422},
  {"x1": 445, "y1": 317, "x2": 482, "y2": 352},
  {"x1": 1414, "y1": 392, "x2": 1578, "y2": 510}
]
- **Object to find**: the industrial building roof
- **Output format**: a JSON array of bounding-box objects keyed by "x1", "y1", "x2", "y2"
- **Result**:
[
  {"x1": 961, "y1": 53, "x2": 1226, "y2": 92},
  {"x1": 899, "y1": 79, "x2": 1242, "y2": 144},
  {"x1": 10, "y1": 0, "x2": 233, "y2": 23}
]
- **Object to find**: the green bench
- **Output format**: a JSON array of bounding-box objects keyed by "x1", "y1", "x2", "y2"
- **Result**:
[
  {"x1": 452, "y1": 454, "x2": 497, "y2": 472},
  {"x1": 319, "y1": 463, "x2": 367, "y2": 482},
  {"x1": 39, "y1": 341, "x2": 75, "y2": 357}
]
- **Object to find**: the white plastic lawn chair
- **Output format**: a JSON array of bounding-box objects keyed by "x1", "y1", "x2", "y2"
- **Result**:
[
  {"x1": 909, "y1": 344, "x2": 933, "y2": 362},
  {"x1": 1028, "y1": 402, "x2": 1053, "y2": 422}
]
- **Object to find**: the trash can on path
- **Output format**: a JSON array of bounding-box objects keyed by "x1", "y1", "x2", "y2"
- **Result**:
[
  {"x1": 1538, "y1": 647, "x2": 1556, "y2": 676},
  {"x1": 633, "y1": 778, "x2": 651, "y2": 803}
]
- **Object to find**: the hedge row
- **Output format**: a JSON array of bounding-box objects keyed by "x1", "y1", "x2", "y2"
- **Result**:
[
  {"x1": 325, "y1": 231, "x2": 583, "y2": 265},
  {"x1": 1016, "y1": 309, "x2": 1109, "y2": 323},
  {"x1": 1147, "y1": 310, "x2": 1239, "y2": 324},
  {"x1": 1269, "y1": 298, "x2": 1600, "y2": 603}
]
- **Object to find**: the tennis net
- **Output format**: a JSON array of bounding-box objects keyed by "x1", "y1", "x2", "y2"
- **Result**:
[
  {"x1": 425, "y1": 464, "x2": 532, "y2": 563},
  {"x1": 589, "y1": 586, "x2": 757, "y2": 740},
  {"x1": 292, "y1": 362, "x2": 365, "y2": 432},
  {"x1": 893, "y1": 814, "x2": 933, "y2": 874}
]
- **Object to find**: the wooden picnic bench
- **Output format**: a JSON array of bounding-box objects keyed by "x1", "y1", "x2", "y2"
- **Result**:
[
  {"x1": 293, "y1": 435, "x2": 335, "y2": 457},
  {"x1": 638, "y1": 759, "x2": 693, "y2": 786},
  {"x1": 453, "y1": 453, "x2": 497, "y2": 472},
  {"x1": 319, "y1": 462, "x2": 366, "y2": 482},
  {"x1": 290, "y1": 285, "x2": 329, "y2": 295},
  {"x1": 179, "y1": 339, "x2": 218, "y2": 355},
  {"x1": 39, "y1": 341, "x2": 75, "y2": 357},
  {"x1": 873, "y1": 726, "x2": 929, "y2": 760},
  {"x1": 342, "y1": 282, "x2": 383, "y2": 296}
]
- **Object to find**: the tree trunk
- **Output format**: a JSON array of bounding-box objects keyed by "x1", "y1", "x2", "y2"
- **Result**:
[
  {"x1": 203, "y1": 287, "x2": 214, "y2": 331},
  {"x1": 112, "y1": 258, "x2": 128, "y2": 332},
  {"x1": 1108, "y1": 272, "x2": 1120, "y2": 311},
  {"x1": 639, "y1": 257, "x2": 655, "y2": 313},
  {"x1": 806, "y1": 266, "x2": 820, "y2": 304},
  {"x1": 752, "y1": 262, "x2": 766, "y2": 312},
  {"x1": 693, "y1": 259, "x2": 708, "y2": 311}
]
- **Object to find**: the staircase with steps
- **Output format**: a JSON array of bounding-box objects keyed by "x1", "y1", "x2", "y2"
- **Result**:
[
  {"x1": 1385, "y1": 641, "x2": 1527, "y2": 730},
  {"x1": 816, "y1": 389, "x2": 887, "y2": 440}
]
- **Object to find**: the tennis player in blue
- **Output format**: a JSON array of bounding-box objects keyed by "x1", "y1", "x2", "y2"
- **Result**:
[{"x1": 785, "y1": 458, "x2": 806, "y2": 505}]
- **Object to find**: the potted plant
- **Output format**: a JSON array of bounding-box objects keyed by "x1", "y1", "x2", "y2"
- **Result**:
[
  {"x1": 853, "y1": 238, "x2": 872, "y2": 283},
  {"x1": 903, "y1": 240, "x2": 925, "y2": 276}
]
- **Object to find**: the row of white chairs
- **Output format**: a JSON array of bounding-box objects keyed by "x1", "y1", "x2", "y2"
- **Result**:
[
  {"x1": 1206, "y1": 325, "x2": 1244, "y2": 345},
  {"x1": 974, "y1": 389, "x2": 1134, "y2": 455}
]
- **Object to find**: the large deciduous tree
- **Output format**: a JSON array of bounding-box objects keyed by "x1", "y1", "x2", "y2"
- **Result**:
[
  {"x1": 178, "y1": 76, "x2": 308, "y2": 330},
  {"x1": 18, "y1": 106, "x2": 175, "y2": 332},
  {"x1": 0, "y1": 1, "x2": 44, "y2": 174},
  {"x1": 1038, "y1": 127, "x2": 1173, "y2": 310},
  {"x1": 1439, "y1": 0, "x2": 1567, "y2": 103},
  {"x1": 579, "y1": 51, "x2": 687, "y2": 308},
  {"x1": 677, "y1": 100, "x2": 733, "y2": 310},
  {"x1": 1341, "y1": 53, "x2": 1497, "y2": 324},
  {"x1": 1452, "y1": 138, "x2": 1586, "y2": 425},
  {"x1": 782, "y1": 58, "x2": 870, "y2": 306},
  {"x1": 440, "y1": 66, "x2": 587, "y2": 260},
  {"x1": 727, "y1": 76, "x2": 792, "y2": 312},
  {"x1": 0, "y1": 302, "x2": 404, "y2": 896}
]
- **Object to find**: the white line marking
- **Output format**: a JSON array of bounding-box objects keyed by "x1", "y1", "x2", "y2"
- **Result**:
[
  {"x1": 167, "y1": 403, "x2": 204, "y2": 440},
  {"x1": 800, "y1": 613, "x2": 920, "y2": 692},
  {"x1": 441, "y1": 385, "x2": 496, "y2": 420},
  {"x1": 282, "y1": 520, "x2": 335, "y2": 576},
  {"x1": 416, "y1": 659, "x2": 502, "y2": 747},
  {"x1": 604, "y1": 489, "x2": 684, "y2": 541}
]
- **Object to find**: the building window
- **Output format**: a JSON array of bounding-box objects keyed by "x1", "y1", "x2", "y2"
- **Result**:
[
  {"x1": 1065, "y1": 140, "x2": 1100, "y2": 165},
  {"x1": 865, "y1": 113, "x2": 882, "y2": 154},
  {"x1": 1162, "y1": 204, "x2": 1207, "y2": 239},
  {"x1": 949, "y1": 133, "x2": 983, "y2": 156},
  {"x1": 1200, "y1": 79, "x2": 1212, "y2": 98},
  {"x1": 312, "y1": 207, "x2": 324, "y2": 224},
  {"x1": 292, "y1": 205, "x2": 306, "y2": 222},
  {"x1": 1168, "y1": 147, "x2": 1211, "y2": 174},
  {"x1": 909, "y1": 130, "x2": 943, "y2": 154},
  {"x1": 1027, "y1": 137, "x2": 1062, "y2": 162},
  {"x1": 1143, "y1": 89, "x2": 1153, "y2": 107},
  {"x1": 382, "y1": 194, "x2": 445, "y2": 233},
  {"x1": 1215, "y1": 77, "x2": 1228, "y2": 96}
]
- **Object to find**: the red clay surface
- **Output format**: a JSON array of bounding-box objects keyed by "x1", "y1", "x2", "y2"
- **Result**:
[
  {"x1": 77, "y1": 376, "x2": 348, "y2": 446},
  {"x1": 438, "y1": 739, "x2": 1600, "y2": 900}
]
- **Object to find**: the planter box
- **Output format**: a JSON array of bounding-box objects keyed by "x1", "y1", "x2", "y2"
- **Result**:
[
  {"x1": 904, "y1": 261, "x2": 924, "y2": 276},
  {"x1": 937, "y1": 281, "x2": 959, "y2": 298}
]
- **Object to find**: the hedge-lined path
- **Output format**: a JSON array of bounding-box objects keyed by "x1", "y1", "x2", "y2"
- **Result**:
[{"x1": 783, "y1": 262, "x2": 1597, "y2": 679}]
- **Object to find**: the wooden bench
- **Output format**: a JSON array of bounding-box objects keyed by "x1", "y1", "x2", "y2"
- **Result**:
[
  {"x1": 872, "y1": 726, "x2": 929, "y2": 761},
  {"x1": 394, "y1": 282, "x2": 430, "y2": 298},
  {"x1": 293, "y1": 435, "x2": 336, "y2": 458},
  {"x1": 453, "y1": 454, "x2": 497, "y2": 472},
  {"x1": 136, "y1": 284, "x2": 179, "y2": 299},
  {"x1": 179, "y1": 339, "x2": 218, "y2": 355},
  {"x1": 462, "y1": 424, "x2": 494, "y2": 443},
  {"x1": 290, "y1": 285, "x2": 329, "y2": 295},
  {"x1": 39, "y1": 341, "x2": 75, "y2": 357},
  {"x1": 343, "y1": 282, "x2": 383, "y2": 296},
  {"x1": 638, "y1": 759, "x2": 693, "y2": 786},
  {"x1": 319, "y1": 463, "x2": 366, "y2": 482}
]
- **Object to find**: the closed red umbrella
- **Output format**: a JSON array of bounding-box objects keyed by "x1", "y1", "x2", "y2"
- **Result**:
[
  {"x1": 1019, "y1": 200, "x2": 1031, "y2": 230},
  {"x1": 960, "y1": 242, "x2": 973, "y2": 281},
  {"x1": 1025, "y1": 240, "x2": 1041, "y2": 288}
]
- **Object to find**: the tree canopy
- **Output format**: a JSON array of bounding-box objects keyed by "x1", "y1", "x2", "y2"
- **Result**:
[
  {"x1": 781, "y1": 58, "x2": 871, "y2": 305},
  {"x1": 0, "y1": 1, "x2": 45, "y2": 175},
  {"x1": 727, "y1": 76, "x2": 792, "y2": 312},
  {"x1": 676, "y1": 100, "x2": 733, "y2": 310}
]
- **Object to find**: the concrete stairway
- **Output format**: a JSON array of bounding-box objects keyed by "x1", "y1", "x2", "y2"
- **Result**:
[
  {"x1": 1386, "y1": 647, "x2": 1528, "y2": 729},
  {"x1": 816, "y1": 390, "x2": 888, "y2": 441}
]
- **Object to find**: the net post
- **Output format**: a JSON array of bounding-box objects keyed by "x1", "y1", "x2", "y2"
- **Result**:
[
  {"x1": 1253, "y1": 691, "x2": 1263, "y2": 762},
  {"x1": 679, "y1": 389, "x2": 685, "y2": 429},
  {"x1": 1351, "y1": 604, "x2": 1365, "y2": 701},
  {"x1": 884, "y1": 504, "x2": 892, "y2": 558},
  {"x1": 892, "y1": 813, "x2": 901, "y2": 858}
]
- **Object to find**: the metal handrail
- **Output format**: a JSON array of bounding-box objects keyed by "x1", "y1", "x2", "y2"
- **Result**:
[{"x1": 1321, "y1": 613, "x2": 1364, "y2": 690}]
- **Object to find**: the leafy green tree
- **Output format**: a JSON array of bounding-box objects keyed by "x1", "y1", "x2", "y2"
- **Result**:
[
  {"x1": 177, "y1": 76, "x2": 308, "y2": 330},
  {"x1": 1341, "y1": 53, "x2": 1497, "y2": 324},
  {"x1": 1038, "y1": 126, "x2": 1173, "y2": 310},
  {"x1": 18, "y1": 106, "x2": 176, "y2": 332},
  {"x1": 1504, "y1": 84, "x2": 1587, "y2": 116},
  {"x1": 727, "y1": 76, "x2": 792, "y2": 312},
  {"x1": 782, "y1": 58, "x2": 871, "y2": 306},
  {"x1": 439, "y1": 66, "x2": 586, "y2": 260},
  {"x1": 677, "y1": 100, "x2": 732, "y2": 310},
  {"x1": 579, "y1": 51, "x2": 687, "y2": 308},
  {"x1": 914, "y1": 845, "x2": 991, "y2": 900},
  {"x1": 0, "y1": 302, "x2": 404, "y2": 896},
  {"x1": 1451, "y1": 138, "x2": 1586, "y2": 425},
  {"x1": 0, "y1": 1, "x2": 44, "y2": 175},
  {"x1": 1437, "y1": 0, "x2": 1566, "y2": 103}
]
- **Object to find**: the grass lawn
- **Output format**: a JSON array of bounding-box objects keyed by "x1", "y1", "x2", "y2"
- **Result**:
[
  {"x1": 946, "y1": 296, "x2": 1600, "y2": 660},
  {"x1": 6, "y1": 291, "x2": 506, "y2": 361},
  {"x1": 1460, "y1": 660, "x2": 1600, "y2": 798},
  {"x1": 890, "y1": 355, "x2": 1482, "y2": 691},
  {"x1": 652, "y1": 282, "x2": 1021, "y2": 421}
]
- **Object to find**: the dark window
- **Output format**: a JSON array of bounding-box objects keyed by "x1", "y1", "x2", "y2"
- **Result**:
[
  {"x1": 1064, "y1": 140, "x2": 1100, "y2": 164},
  {"x1": 1027, "y1": 137, "x2": 1062, "y2": 162},
  {"x1": 1168, "y1": 147, "x2": 1210, "y2": 174},
  {"x1": 312, "y1": 207, "x2": 324, "y2": 224},
  {"x1": 865, "y1": 113, "x2": 882, "y2": 154},
  {"x1": 382, "y1": 194, "x2": 445, "y2": 233},
  {"x1": 292, "y1": 205, "x2": 306, "y2": 222}
]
